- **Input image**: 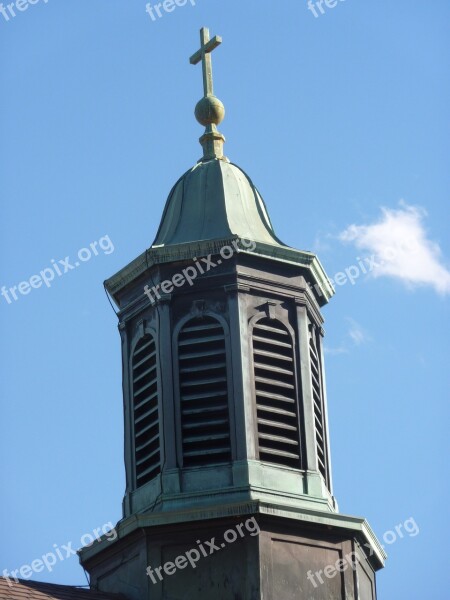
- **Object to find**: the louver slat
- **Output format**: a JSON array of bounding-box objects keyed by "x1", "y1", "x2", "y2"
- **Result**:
[
  {"x1": 179, "y1": 348, "x2": 224, "y2": 360},
  {"x1": 134, "y1": 390, "x2": 158, "y2": 412},
  {"x1": 257, "y1": 418, "x2": 297, "y2": 432},
  {"x1": 180, "y1": 361, "x2": 226, "y2": 374},
  {"x1": 184, "y1": 447, "x2": 230, "y2": 458},
  {"x1": 179, "y1": 334, "x2": 224, "y2": 347},
  {"x1": 254, "y1": 348, "x2": 293, "y2": 363},
  {"x1": 253, "y1": 335, "x2": 292, "y2": 349},
  {"x1": 181, "y1": 376, "x2": 227, "y2": 387},
  {"x1": 134, "y1": 376, "x2": 158, "y2": 398},
  {"x1": 181, "y1": 390, "x2": 228, "y2": 402},
  {"x1": 253, "y1": 318, "x2": 301, "y2": 469},
  {"x1": 133, "y1": 339, "x2": 154, "y2": 357},
  {"x1": 133, "y1": 364, "x2": 157, "y2": 384},
  {"x1": 183, "y1": 418, "x2": 229, "y2": 429},
  {"x1": 258, "y1": 446, "x2": 300, "y2": 460},
  {"x1": 132, "y1": 336, "x2": 160, "y2": 487},
  {"x1": 182, "y1": 323, "x2": 223, "y2": 334},
  {"x1": 309, "y1": 332, "x2": 328, "y2": 485},
  {"x1": 255, "y1": 376, "x2": 295, "y2": 390},
  {"x1": 179, "y1": 316, "x2": 232, "y2": 467},
  {"x1": 256, "y1": 389, "x2": 296, "y2": 404},
  {"x1": 256, "y1": 404, "x2": 297, "y2": 419},
  {"x1": 182, "y1": 405, "x2": 228, "y2": 416},
  {"x1": 259, "y1": 432, "x2": 299, "y2": 446},
  {"x1": 254, "y1": 362, "x2": 294, "y2": 376}
]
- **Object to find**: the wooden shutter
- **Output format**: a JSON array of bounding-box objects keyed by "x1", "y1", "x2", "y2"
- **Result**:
[
  {"x1": 178, "y1": 316, "x2": 231, "y2": 467},
  {"x1": 132, "y1": 336, "x2": 160, "y2": 487},
  {"x1": 253, "y1": 318, "x2": 301, "y2": 468}
]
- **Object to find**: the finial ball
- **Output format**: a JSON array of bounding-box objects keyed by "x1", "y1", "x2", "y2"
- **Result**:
[{"x1": 195, "y1": 95, "x2": 225, "y2": 126}]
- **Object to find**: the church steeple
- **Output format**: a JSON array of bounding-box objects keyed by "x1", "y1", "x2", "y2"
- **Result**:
[
  {"x1": 107, "y1": 28, "x2": 344, "y2": 516},
  {"x1": 107, "y1": 29, "x2": 340, "y2": 512},
  {"x1": 80, "y1": 28, "x2": 385, "y2": 600},
  {"x1": 104, "y1": 28, "x2": 338, "y2": 516}
]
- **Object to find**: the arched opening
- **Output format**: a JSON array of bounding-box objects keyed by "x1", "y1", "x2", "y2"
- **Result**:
[
  {"x1": 252, "y1": 318, "x2": 301, "y2": 469},
  {"x1": 178, "y1": 316, "x2": 231, "y2": 467},
  {"x1": 132, "y1": 335, "x2": 160, "y2": 487}
]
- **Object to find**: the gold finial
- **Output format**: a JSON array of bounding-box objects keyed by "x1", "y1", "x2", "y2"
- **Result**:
[{"x1": 190, "y1": 27, "x2": 227, "y2": 162}]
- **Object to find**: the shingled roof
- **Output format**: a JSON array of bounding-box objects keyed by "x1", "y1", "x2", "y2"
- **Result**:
[{"x1": 0, "y1": 578, "x2": 127, "y2": 600}]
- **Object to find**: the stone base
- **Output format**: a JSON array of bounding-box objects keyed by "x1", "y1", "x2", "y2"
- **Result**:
[{"x1": 80, "y1": 502, "x2": 384, "y2": 600}]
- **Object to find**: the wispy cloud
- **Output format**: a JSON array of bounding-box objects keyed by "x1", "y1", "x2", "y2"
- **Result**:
[
  {"x1": 339, "y1": 202, "x2": 450, "y2": 295},
  {"x1": 324, "y1": 344, "x2": 348, "y2": 356},
  {"x1": 325, "y1": 318, "x2": 370, "y2": 355},
  {"x1": 312, "y1": 232, "x2": 333, "y2": 255},
  {"x1": 346, "y1": 317, "x2": 369, "y2": 346}
]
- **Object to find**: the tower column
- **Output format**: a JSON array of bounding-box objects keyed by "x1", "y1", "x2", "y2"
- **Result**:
[
  {"x1": 158, "y1": 294, "x2": 180, "y2": 494},
  {"x1": 119, "y1": 320, "x2": 133, "y2": 517},
  {"x1": 225, "y1": 284, "x2": 248, "y2": 461}
]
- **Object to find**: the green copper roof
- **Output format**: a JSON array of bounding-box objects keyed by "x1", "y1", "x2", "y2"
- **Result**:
[
  {"x1": 152, "y1": 159, "x2": 286, "y2": 248},
  {"x1": 151, "y1": 27, "x2": 289, "y2": 249}
]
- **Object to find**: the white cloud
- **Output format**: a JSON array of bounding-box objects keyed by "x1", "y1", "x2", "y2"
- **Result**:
[{"x1": 339, "y1": 202, "x2": 450, "y2": 295}]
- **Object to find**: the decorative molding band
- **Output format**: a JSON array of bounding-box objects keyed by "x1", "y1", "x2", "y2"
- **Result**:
[{"x1": 224, "y1": 283, "x2": 250, "y2": 294}]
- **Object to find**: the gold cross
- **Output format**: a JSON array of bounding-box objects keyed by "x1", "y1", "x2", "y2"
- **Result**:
[{"x1": 190, "y1": 27, "x2": 222, "y2": 97}]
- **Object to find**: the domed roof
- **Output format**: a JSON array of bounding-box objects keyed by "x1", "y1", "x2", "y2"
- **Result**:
[{"x1": 152, "y1": 158, "x2": 286, "y2": 248}]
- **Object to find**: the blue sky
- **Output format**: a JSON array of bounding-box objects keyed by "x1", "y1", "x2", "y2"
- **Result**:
[{"x1": 1, "y1": 1, "x2": 449, "y2": 598}]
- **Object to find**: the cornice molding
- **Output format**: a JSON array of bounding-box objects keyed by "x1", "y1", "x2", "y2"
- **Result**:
[{"x1": 105, "y1": 238, "x2": 334, "y2": 307}]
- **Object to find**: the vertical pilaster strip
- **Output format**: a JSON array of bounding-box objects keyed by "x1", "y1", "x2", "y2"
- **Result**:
[
  {"x1": 119, "y1": 320, "x2": 133, "y2": 516},
  {"x1": 225, "y1": 283, "x2": 252, "y2": 461},
  {"x1": 157, "y1": 295, "x2": 176, "y2": 470}
]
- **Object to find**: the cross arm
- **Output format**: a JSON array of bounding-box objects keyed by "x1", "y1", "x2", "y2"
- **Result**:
[{"x1": 189, "y1": 35, "x2": 222, "y2": 65}]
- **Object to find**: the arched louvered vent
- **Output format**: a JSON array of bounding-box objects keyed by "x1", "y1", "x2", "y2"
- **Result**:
[
  {"x1": 309, "y1": 326, "x2": 328, "y2": 485},
  {"x1": 132, "y1": 335, "x2": 160, "y2": 488},
  {"x1": 178, "y1": 316, "x2": 231, "y2": 467},
  {"x1": 253, "y1": 318, "x2": 301, "y2": 469}
]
